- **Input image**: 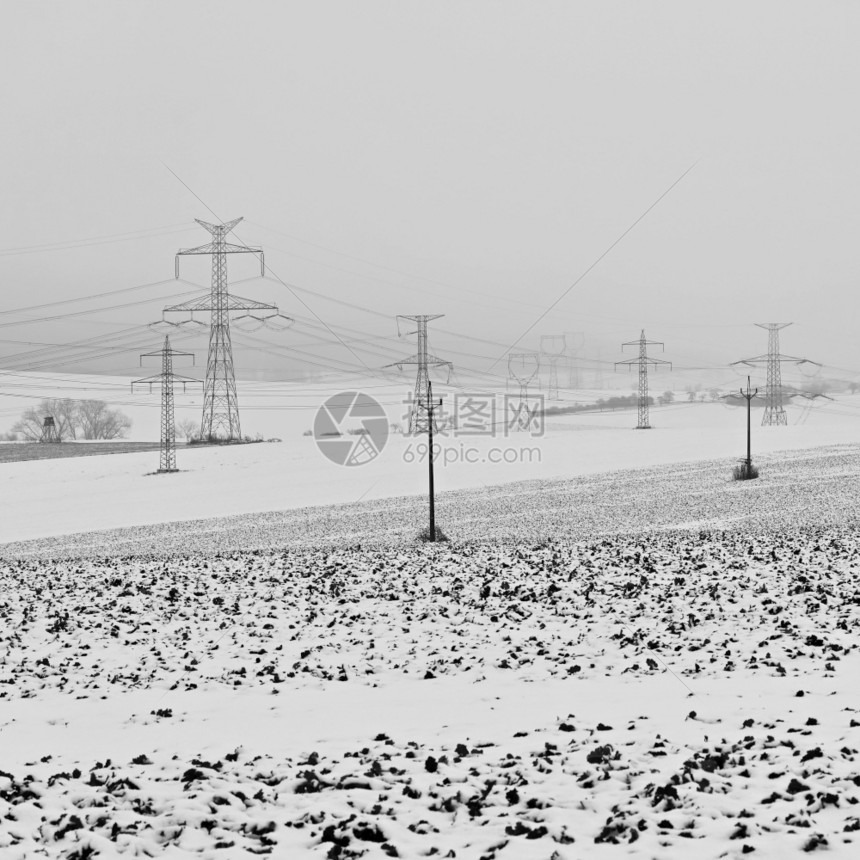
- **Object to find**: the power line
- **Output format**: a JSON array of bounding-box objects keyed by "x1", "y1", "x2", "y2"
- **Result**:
[
  {"x1": 0, "y1": 223, "x2": 196, "y2": 258},
  {"x1": 160, "y1": 163, "x2": 379, "y2": 384},
  {"x1": 488, "y1": 161, "x2": 698, "y2": 370}
]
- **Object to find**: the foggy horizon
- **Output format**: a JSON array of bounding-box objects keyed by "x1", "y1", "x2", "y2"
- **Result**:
[{"x1": 2, "y1": 1, "x2": 858, "y2": 392}]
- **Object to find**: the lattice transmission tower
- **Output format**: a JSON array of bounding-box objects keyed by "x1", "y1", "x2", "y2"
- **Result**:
[
  {"x1": 387, "y1": 315, "x2": 453, "y2": 434},
  {"x1": 616, "y1": 330, "x2": 671, "y2": 429},
  {"x1": 541, "y1": 334, "x2": 566, "y2": 401},
  {"x1": 732, "y1": 323, "x2": 819, "y2": 426},
  {"x1": 162, "y1": 218, "x2": 289, "y2": 441},
  {"x1": 507, "y1": 352, "x2": 541, "y2": 432},
  {"x1": 132, "y1": 336, "x2": 201, "y2": 473},
  {"x1": 564, "y1": 331, "x2": 585, "y2": 389}
]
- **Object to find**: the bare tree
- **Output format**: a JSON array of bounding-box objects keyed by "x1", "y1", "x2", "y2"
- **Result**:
[
  {"x1": 11, "y1": 408, "x2": 47, "y2": 441},
  {"x1": 176, "y1": 418, "x2": 198, "y2": 442},
  {"x1": 11, "y1": 398, "x2": 78, "y2": 441},
  {"x1": 76, "y1": 400, "x2": 132, "y2": 440}
]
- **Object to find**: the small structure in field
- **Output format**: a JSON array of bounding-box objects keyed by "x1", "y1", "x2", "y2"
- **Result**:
[{"x1": 39, "y1": 416, "x2": 61, "y2": 444}]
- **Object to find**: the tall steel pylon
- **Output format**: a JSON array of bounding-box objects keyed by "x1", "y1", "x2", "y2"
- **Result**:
[
  {"x1": 541, "y1": 334, "x2": 566, "y2": 401},
  {"x1": 616, "y1": 330, "x2": 671, "y2": 429},
  {"x1": 132, "y1": 336, "x2": 201, "y2": 473},
  {"x1": 387, "y1": 315, "x2": 453, "y2": 434},
  {"x1": 163, "y1": 218, "x2": 288, "y2": 441},
  {"x1": 732, "y1": 323, "x2": 819, "y2": 426},
  {"x1": 507, "y1": 352, "x2": 541, "y2": 432}
]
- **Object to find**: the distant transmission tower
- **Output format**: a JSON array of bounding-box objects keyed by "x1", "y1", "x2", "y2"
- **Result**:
[
  {"x1": 541, "y1": 334, "x2": 566, "y2": 400},
  {"x1": 732, "y1": 323, "x2": 819, "y2": 426},
  {"x1": 132, "y1": 336, "x2": 201, "y2": 473},
  {"x1": 163, "y1": 218, "x2": 287, "y2": 441},
  {"x1": 616, "y1": 330, "x2": 671, "y2": 429},
  {"x1": 507, "y1": 352, "x2": 540, "y2": 431},
  {"x1": 39, "y1": 416, "x2": 61, "y2": 444},
  {"x1": 564, "y1": 331, "x2": 585, "y2": 388},
  {"x1": 387, "y1": 315, "x2": 453, "y2": 434}
]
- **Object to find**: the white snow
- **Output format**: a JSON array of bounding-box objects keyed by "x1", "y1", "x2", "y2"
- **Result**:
[
  {"x1": 1, "y1": 382, "x2": 859, "y2": 858},
  {"x1": 1, "y1": 376, "x2": 858, "y2": 544}
]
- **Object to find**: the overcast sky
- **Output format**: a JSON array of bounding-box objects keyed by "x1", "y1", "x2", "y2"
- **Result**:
[{"x1": 1, "y1": 0, "x2": 858, "y2": 390}]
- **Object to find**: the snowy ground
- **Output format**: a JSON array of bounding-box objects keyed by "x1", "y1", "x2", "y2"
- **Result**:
[
  {"x1": 1, "y1": 391, "x2": 859, "y2": 858},
  {"x1": 2, "y1": 384, "x2": 859, "y2": 544}
]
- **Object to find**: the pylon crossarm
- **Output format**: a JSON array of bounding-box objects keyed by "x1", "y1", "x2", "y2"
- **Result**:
[
  {"x1": 732, "y1": 356, "x2": 768, "y2": 366},
  {"x1": 735, "y1": 355, "x2": 818, "y2": 366},
  {"x1": 223, "y1": 293, "x2": 278, "y2": 311},
  {"x1": 164, "y1": 292, "x2": 278, "y2": 314},
  {"x1": 138, "y1": 348, "x2": 196, "y2": 362},
  {"x1": 395, "y1": 314, "x2": 443, "y2": 337},
  {"x1": 175, "y1": 246, "x2": 263, "y2": 278},
  {"x1": 621, "y1": 339, "x2": 664, "y2": 349},
  {"x1": 164, "y1": 293, "x2": 215, "y2": 313},
  {"x1": 176, "y1": 242, "x2": 219, "y2": 256},
  {"x1": 131, "y1": 379, "x2": 157, "y2": 392},
  {"x1": 385, "y1": 354, "x2": 420, "y2": 368},
  {"x1": 164, "y1": 371, "x2": 202, "y2": 385},
  {"x1": 195, "y1": 216, "x2": 243, "y2": 234},
  {"x1": 796, "y1": 391, "x2": 833, "y2": 401}
]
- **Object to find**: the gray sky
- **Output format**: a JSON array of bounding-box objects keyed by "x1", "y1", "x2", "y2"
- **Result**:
[{"x1": 1, "y1": 0, "x2": 859, "y2": 390}]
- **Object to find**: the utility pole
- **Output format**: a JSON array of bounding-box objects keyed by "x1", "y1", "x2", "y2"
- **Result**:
[
  {"x1": 163, "y1": 218, "x2": 288, "y2": 441},
  {"x1": 616, "y1": 330, "x2": 671, "y2": 429},
  {"x1": 732, "y1": 323, "x2": 820, "y2": 426},
  {"x1": 541, "y1": 334, "x2": 566, "y2": 401},
  {"x1": 132, "y1": 336, "x2": 201, "y2": 473},
  {"x1": 507, "y1": 352, "x2": 540, "y2": 432},
  {"x1": 387, "y1": 315, "x2": 453, "y2": 435},
  {"x1": 426, "y1": 380, "x2": 443, "y2": 542},
  {"x1": 739, "y1": 375, "x2": 758, "y2": 478}
]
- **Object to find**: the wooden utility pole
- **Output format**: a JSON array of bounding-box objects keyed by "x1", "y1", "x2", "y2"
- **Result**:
[
  {"x1": 739, "y1": 375, "x2": 758, "y2": 477},
  {"x1": 426, "y1": 380, "x2": 442, "y2": 541}
]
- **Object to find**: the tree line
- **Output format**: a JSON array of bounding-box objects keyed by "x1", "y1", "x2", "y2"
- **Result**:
[{"x1": 8, "y1": 398, "x2": 132, "y2": 441}]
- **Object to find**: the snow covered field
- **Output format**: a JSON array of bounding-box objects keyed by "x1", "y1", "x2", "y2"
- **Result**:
[
  {"x1": 1, "y1": 394, "x2": 859, "y2": 858},
  {"x1": 2, "y1": 381, "x2": 859, "y2": 544}
]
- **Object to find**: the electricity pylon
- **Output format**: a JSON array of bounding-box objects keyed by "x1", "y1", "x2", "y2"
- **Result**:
[
  {"x1": 39, "y1": 416, "x2": 61, "y2": 443},
  {"x1": 732, "y1": 323, "x2": 819, "y2": 426},
  {"x1": 595, "y1": 346, "x2": 604, "y2": 389},
  {"x1": 163, "y1": 218, "x2": 285, "y2": 441},
  {"x1": 564, "y1": 331, "x2": 585, "y2": 388},
  {"x1": 387, "y1": 315, "x2": 453, "y2": 434},
  {"x1": 132, "y1": 336, "x2": 201, "y2": 473},
  {"x1": 616, "y1": 330, "x2": 671, "y2": 429},
  {"x1": 507, "y1": 352, "x2": 541, "y2": 432},
  {"x1": 541, "y1": 334, "x2": 566, "y2": 401}
]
